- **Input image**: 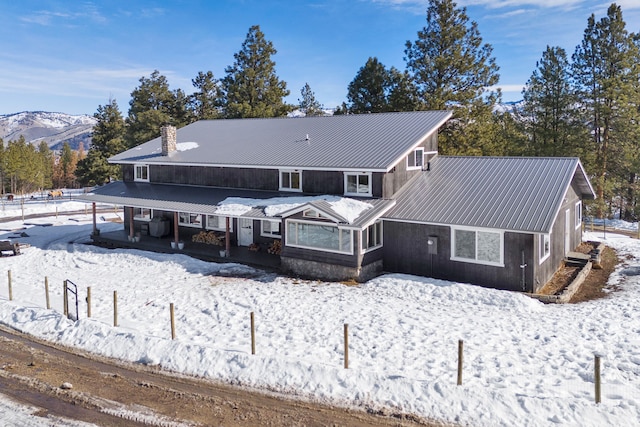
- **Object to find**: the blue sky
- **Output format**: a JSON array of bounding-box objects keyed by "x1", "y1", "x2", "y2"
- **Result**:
[{"x1": 0, "y1": 0, "x2": 638, "y2": 115}]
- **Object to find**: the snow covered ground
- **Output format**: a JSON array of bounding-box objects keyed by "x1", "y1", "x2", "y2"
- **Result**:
[{"x1": 0, "y1": 200, "x2": 639, "y2": 426}]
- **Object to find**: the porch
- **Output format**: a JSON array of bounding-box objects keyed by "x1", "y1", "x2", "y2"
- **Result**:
[{"x1": 90, "y1": 228, "x2": 282, "y2": 271}]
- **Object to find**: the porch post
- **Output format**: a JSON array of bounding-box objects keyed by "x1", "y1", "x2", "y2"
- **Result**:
[
  {"x1": 225, "y1": 216, "x2": 231, "y2": 256},
  {"x1": 173, "y1": 212, "x2": 179, "y2": 244},
  {"x1": 128, "y1": 207, "x2": 134, "y2": 238},
  {"x1": 91, "y1": 202, "x2": 97, "y2": 235}
]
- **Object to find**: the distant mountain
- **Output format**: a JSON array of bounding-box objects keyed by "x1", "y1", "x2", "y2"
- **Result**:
[{"x1": 0, "y1": 111, "x2": 96, "y2": 152}]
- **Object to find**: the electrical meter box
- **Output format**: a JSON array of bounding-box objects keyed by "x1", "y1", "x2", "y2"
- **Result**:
[{"x1": 427, "y1": 236, "x2": 438, "y2": 254}]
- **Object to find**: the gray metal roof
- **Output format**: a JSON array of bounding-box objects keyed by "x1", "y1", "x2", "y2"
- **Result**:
[
  {"x1": 77, "y1": 182, "x2": 291, "y2": 217},
  {"x1": 385, "y1": 156, "x2": 595, "y2": 234},
  {"x1": 109, "y1": 111, "x2": 452, "y2": 172},
  {"x1": 77, "y1": 181, "x2": 395, "y2": 227}
]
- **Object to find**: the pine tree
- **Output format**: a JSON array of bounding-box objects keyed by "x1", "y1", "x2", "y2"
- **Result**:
[
  {"x1": 571, "y1": 4, "x2": 640, "y2": 218},
  {"x1": 77, "y1": 99, "x2": 126, "y2": 186},
  {"x1": 518, "y1": 46, "x2": 586, "y2": 157},
  {"x1": 126, "y1": 70, "x2": 191, "y2": 147},
  {"x1": 405, "y1": 0, "x2": 500, "y2": 155},
  {"x1": 36, "y1": 141, "x2": 53, "y2": 190},
  {"x1": 387, "y1": 68, "x2": 420, "y2": 112},
  {"x1": 347, "y1": 57, "x2": 390, "y2": 113},
  {"x1": 221, "y1": 25, "x2": 291, "y2": 118},
  {"x1": 190, "y1": 71, "x2": 221, "y2": 120},
  {"x1": 298, "y1": 83, "x2": 324, "y2": 116}
]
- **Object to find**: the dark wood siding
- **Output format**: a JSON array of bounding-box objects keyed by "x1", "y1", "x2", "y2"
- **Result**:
[
  {"x1": 123, "y1": 165, "x2": 134, "y2": 182},
  {"x1": 383, "y1": 220, "x2": 534, "y2": 292},
  {"x1": 381, "y1": 133, "x2": 437, "y2": 198},
  {"x1": 533, "y1": 183, "x2": 583, "y2": 292},
  {"x1": 302, "y1": 170, "x2": 343, "y2": 194},
  {"x1": 149, "y1": 165, "x2": 279, "y2": 190}
]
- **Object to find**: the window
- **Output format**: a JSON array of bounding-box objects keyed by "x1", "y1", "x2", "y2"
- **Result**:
[
  {"x1": 575, "y1": 201, "x2": 582, "y2": 229},
  {"x1": 280, "y1": 170, "x2": 302, "y2": 191},
  {"x1": 261, "y1": 220, "x2": 281, "y2": 237},
  {"x1": 178, "y1": 212, "x2": 202, "y2": 228},
  {"x1": 539, "y1": 233, "x2": 551, "y2": 263},
  {"x1": 344, "y1": 172, "x2": 372, "y2": 197},
  {"x1": 286, "y1": 220, "x2": 353, "y2": 254},
  {"x1": 134, "y1": 164, "x2": 149, "y2": 182},
  {"x1": 206, "y1": 215, "x2": 232, "y2": 232},
  {"x1": 407, "y1": 147, "x2": 424, "y2": 170},
  {"x1": 133, "y1": 208, "x2": 152, "y2": 221},
  {"x1": 451, "y1": 227, "x2": 503, "y2": 266},
  {"x1": 361, "y1": 221, "x2": 383, "y2": 251}
]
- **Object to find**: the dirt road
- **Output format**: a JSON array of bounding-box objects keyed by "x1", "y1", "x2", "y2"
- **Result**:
[{"x1": 0, "y1": 325, "x2": 447, "y2": 426}]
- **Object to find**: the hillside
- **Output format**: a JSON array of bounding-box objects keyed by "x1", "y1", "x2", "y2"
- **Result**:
[{"x1": 0, "y1": 111, "x2": 96, "y2": 151}]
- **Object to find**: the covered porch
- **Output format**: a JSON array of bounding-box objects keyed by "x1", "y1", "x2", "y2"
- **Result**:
[{"x1": 90, "y1": 227, "x2": 281, "y2": 271}]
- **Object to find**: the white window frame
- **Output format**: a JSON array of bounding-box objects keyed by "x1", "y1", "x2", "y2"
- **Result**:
[
  {"x1": 361, "y1": 221, "x2": 383, "y2": 253},
  {"x1": 134, "y1": 164, "x2": 149, "y2": 182},
  {"x1": 539, "y1": 233, "x2": 551, "y2": 264},
  {"x1": 206, "y1": 215, "x2": 233, "y2": 232},
  {"x1": 575, "y1": 201, "x2": 582, "y2": 229},
  {"x1": 178, "y1": 212, "x2": 203, "y2": 228},
  {"x1": 133, "y1": 207, "x2": 152, "y2": 221},
  {"x1": 279, "y1": 169, "x2": 302, "y2": 192},
  {"x1": 261, "y1": 220, "x2": 282, "y2": 238},
  {"x1": 450, "y1": 226, "x2": 504, "y2": 267},
  {"x1": 406, "y1": 147, "x2": 424, "y2": 170},
  {"x1": 344, "y1": 172, "x2": 372, "y2": 197},
  {"x1": 285, "y1": 219, "x2": 353, "y2": 255}
]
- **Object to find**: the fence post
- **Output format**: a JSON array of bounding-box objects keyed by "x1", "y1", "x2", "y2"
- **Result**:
[
  {"x1": 86, "y1": 287, "x2": 91, "y2": 318},
  {"x1": 170, "y1": 303, "x2": 176, "y2": 340},
  {"x1": 595, "y1": 354, "x2": 601, "y2": 404},
  {"x1": 250, "y1": 311, "x2": 256, "y2": 355},
  {"x1": 7, "y1": 270, "x2": 12, "y2": 301},
  {"x1": 63, "y1": 280, "x2": 68, "y2": 317},
  {"x1": 45, "y1": 276, "x2": 50, "y2": 309},
  {"x1": 457, "y1": 340, "x2": 464, "y2": 386},
  {"x1": 113, "y1": 291, "x2": 118, "y2": 327},
  {"x1": 344, "y1": 323, "x2": 349, "y2": 369}
]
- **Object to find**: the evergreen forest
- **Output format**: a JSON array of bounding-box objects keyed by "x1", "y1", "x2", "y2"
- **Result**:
[{"x1": 2, "y1": 1, "x2": 638, "y2": 220}]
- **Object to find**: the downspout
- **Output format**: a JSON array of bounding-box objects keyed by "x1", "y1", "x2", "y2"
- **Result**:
[{"x1": 225, "y1": 217, "x2": 231, "y2": 257}]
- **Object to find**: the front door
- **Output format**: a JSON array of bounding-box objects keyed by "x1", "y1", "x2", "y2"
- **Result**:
[
  {"x1": 239, "y1": 218, "x2": 253, "y2": 246},
  {"x1": 564, "y1": 209, "x2": 571, "y2": 255}
]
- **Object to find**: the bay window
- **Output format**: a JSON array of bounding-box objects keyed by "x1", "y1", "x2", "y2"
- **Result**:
[{"x1": 286, "y1": 220, "x2": 352, "y2": 254}]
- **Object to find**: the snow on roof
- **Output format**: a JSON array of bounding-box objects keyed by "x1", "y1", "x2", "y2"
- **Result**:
[{"x1": 216, "y1": 195, "x2": 373, "y2": 223}]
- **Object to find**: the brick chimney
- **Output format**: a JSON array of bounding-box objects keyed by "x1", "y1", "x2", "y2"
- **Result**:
[{"x1": 161, "y1": 125, "x2": 177, "y2": 156}]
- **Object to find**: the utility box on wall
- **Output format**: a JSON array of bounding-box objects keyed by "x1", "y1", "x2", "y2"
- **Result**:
[{"x1": 427, "y1": 236, "x2": 438, "y2": 254}]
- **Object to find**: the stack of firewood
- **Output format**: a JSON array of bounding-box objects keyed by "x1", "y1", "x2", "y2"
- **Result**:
[
  {"x1": 267, "y1": 240, "x2": 282, "y2": 255},
  {"x1": 191, "y1": 231, "x2": 223, "y2": 245},
  {"x1": 248, "y1": 243, "x2": 260, "y2": 252}
]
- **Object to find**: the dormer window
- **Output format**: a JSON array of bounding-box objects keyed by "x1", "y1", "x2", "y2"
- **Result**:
[
  {"x1": 134, "y1": 164, "x2": 149, "y2": 182},
  {"x1": 280, "y1": 169, "x2": 302, "y2": 192},
  {"x1": 344, "y1": 172, "x2": 372, "y2": 197},
  {"x1": 407, "y1": 147, "x2": 424, "y2": 170}
]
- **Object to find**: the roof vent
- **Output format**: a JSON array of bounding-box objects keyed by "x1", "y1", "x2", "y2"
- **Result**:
[{"x1": 161, "y1": 125, "x2": 177, "y2": 156}]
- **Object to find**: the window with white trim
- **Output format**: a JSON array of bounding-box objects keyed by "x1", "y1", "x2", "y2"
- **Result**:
[
  {"x1": 261, "y1": 220, "x2": 281, "y2": 237},
  {"x1": 451, "y1": 227, "x2": 504, "y2": 266},
  {"x1": 407, "y1": 147, "x2": 424, "y2": 170},
  {"x1": 279, "y1": 170, "x2": 302, "y2": 191},
  {"x1": 206, "y1": 215, "x2": 232, "y2": 232},
  {"x1": 133, "y1": 207, "x2": 152, "y2": 221},
  {"x1": 539, "y1": 233, "x2": 551, "y2": 263},
  {"x1": 286, "y1": 220, "x2": 352, "y2": 254},
  {"x1": 361, "y1": 221, "x2": 383, "y2": 251},
  {"x1": 178, "y1": 212, "x2": 202, "y2": 228},
  {"x1": 134, "y1": 164, "x2": 149, "y2": 182},
  {"x1": 575, "y1": 201, "x2": 582, "y2": 229},
  {"x1": 344, "y1": 172, "x2": 372, "y2": 197}
]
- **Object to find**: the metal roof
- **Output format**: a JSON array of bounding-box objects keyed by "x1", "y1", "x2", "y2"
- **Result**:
[
  {"x1": 385, "y1": 156, "x2": 595, "y2": 234},
  {"x1": 109, "y1": 111, "x2": 452, "y2": 172},
  {"x1": 77, "y1": 181, "x2": 395, "y2": 227}
]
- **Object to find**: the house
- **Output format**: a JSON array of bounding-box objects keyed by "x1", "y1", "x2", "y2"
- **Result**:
[{"x1": 78, "y1": 111, "x2": 595, "y2": 293}]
